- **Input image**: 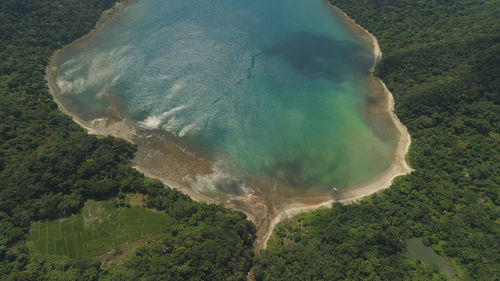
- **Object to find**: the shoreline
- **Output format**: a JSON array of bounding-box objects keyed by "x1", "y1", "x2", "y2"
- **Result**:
[
  {"x1": 329, "y1": 5, "x2": 382, "y2": 68},
  {"x1": 45, "y1": 0, "x2": 413, "y2": 253},
  {"x1": 45, "y1": 0, "x2": 218, "y2": 206},
  {"x1": 257, "y1": 4, "x2": 413, "y2": 251}
]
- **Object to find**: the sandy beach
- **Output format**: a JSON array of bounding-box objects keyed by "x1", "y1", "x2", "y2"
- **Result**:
[{"x1": 46, "y1": 0, "x2": 413, "y2": 252}]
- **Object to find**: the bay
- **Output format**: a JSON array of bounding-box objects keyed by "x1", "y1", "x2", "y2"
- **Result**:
[{"x1": 55, "y1": 0, "x2": 397, "y2": 193}]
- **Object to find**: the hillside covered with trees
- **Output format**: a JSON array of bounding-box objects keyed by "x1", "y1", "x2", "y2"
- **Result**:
[
  {"x1": 255, "y1": 0, "x2": 500, "y2": 280},
  {"x1": 2, "y1": 0, "x2": 499, "y2": 280},
  {"x1": 0, "y1": 0, "x2": 255, "y2": 280}
]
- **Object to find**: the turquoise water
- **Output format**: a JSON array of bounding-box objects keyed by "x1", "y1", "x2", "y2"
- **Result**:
[{"x1": 55, "y1": 0, "x2": 397, "y2": 192}]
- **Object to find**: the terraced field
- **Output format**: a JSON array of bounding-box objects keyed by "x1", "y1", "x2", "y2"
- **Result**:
[{"x1": 28, "y1": 200, "x2": 170, "y2": 259}]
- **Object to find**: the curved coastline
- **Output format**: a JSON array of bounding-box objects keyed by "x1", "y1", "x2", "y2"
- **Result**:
[
  {"x1": 46, "y1": 0, "x2": 218, "y2": 206},
  {"x1": 256, "y1": 4, "x2": 414, "y2": 251},
  {"x1": 46, "y1": 1, "x2": 413, "y2": 252}
]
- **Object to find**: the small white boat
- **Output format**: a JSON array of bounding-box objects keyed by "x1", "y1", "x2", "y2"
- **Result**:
[{"x1": 331, "y1": 186, "x2": 338, "y2": 192}]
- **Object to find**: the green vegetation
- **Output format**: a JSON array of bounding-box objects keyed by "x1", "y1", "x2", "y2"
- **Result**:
[
  {"x1": 255, "y1": 204, "x2": 446, "y2": 280},
  {"x1": 101, "y1": 204, "x2": 256, "y2": 281},
  {"x1": 2, "y1": 0, "x2": 499, "y2": 279},
  {"x1": 0, "y1": 0, "x2": 255, "y2": 280},
  {"x1": 28, "y1": 200, "x2": 171, "y2": 259},
  {"x1": 255, "y1": 0, "x2": 500, "y2": 280}
]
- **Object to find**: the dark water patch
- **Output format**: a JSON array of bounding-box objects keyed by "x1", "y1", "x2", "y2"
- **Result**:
[{"x1": 264, "y1": 32, "x2": 372, "y2": 82}]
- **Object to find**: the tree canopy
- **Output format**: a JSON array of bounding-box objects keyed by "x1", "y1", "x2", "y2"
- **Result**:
[
  {"x1": 255, "y1": 0, "x2": 500, "y2": 280},
  {"x1": 0, "y1": 0, "x2": 255, "y2": 280}
]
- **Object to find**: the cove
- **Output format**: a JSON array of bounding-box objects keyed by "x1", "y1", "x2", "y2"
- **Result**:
[{"x1": 53, "y1": 0, "x2": 399, "y2": 197}]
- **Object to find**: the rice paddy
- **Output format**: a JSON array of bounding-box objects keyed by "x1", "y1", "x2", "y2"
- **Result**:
[{"x1": 28, "y1": 200, "x2": 170, "y2": 259}]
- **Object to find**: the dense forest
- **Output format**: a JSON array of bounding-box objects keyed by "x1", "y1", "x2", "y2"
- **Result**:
[
  {"x1": 0, "y1": 0, "x2": 255, "y2": 280},
  {"x1": 255, "y1": 0, "x2": 500, "y2": 280},
  {"x1": 2, "y1": 0, "x2": 499, "y2": 280}
]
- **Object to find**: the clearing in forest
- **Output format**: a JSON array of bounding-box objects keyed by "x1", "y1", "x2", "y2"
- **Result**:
[{"x1": 28, "y1": 200, "x2": 170, "y2": 259}]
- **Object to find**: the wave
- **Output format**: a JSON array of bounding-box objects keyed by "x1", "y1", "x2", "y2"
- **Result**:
[
  {"x1": 55, "y1": 77, "x2": 85, "y2": 95},
  {"x1": 183, "y1": 159, "x2": 252, "y2": 198},
  {"x1": 139, "y1": 115, "x2": 162, "y2": 129},
  {"x1": 178, "y1": 122, "x2": 199, "y2": 137},
  {"x1": 138, "y1": 104, "x2": 187, "y2": 130}
]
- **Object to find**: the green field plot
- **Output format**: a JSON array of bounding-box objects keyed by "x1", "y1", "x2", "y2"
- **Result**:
[{"x1": 28, "y1": 200, "x2": 170, "y2": 259}]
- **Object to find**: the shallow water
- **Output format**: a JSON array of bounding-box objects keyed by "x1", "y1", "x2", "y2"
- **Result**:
[{"x1": 55, "y1": 0, "x2": 397, "y2": 194}]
